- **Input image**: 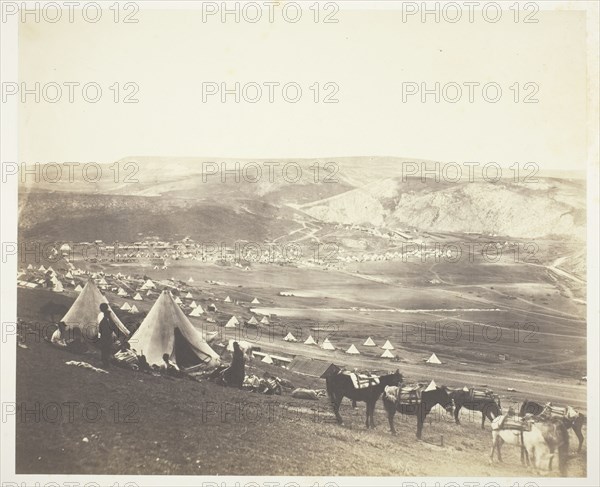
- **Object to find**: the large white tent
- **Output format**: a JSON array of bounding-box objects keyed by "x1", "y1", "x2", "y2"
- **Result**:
[
  {"x1": 61, "y1": 280, "x2": 130, "y2": 338},
  {"x1": 129, "y1": 290, "x2": 219, "y2": 367}
]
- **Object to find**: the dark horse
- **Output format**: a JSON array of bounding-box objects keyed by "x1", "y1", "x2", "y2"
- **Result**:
[
  {"x1": 519, "y1": 400, "x2": 585, "y2": 453},
  {"x1": 449, "y1": 388, "x2": 501, "y2": 429},
  {"x1": 382, "y1": 385, "x2": 454, "y2": 439},
  {"x1": 326, "y1": 369, "x2": 403, "y2": 428}
]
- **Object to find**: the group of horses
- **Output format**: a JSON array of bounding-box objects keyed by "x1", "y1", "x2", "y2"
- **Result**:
[{"x1": 325, "y1": 369, "x2": 585, "y2": 476}]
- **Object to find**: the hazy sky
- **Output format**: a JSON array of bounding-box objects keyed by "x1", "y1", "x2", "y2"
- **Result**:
[{"x1": 18, "y1": 3, "x2": 589, "y2": 170}]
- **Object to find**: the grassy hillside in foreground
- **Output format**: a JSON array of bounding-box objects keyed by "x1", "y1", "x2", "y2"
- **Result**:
[{"x1": 15, "y1": 327, "x2": 586, "y2": 476}]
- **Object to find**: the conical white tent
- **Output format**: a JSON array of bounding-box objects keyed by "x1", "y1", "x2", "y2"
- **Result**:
[
  {"x1": 224, "y1": 296, "x2": 232, "y2": 303},
  {"x1": 133, "y1": 293, "x2": 143, "y2": 301},
  {"x1": 247, "y1": 316, "x2": 259, "y2": 325},
  {"x1": 27, "y1": 264, "x2": 33, "y2": 270},
  {"x1": 381, "y1": 349, "x2": 394, "y2": 358},
  {"x1": 174, "y1": 296, "x2": 183, "y2": 304},
  {"x1": 322, "y1": 338, "x2": 335, "y2": 350},
  {"x1": 74, "y1": 284, "x2": 83, "y2": 292},
  {"x1": 189, "y1": 306, "x2": 203, "y2": 317},
  {"x1": 283, "y1": 332, "x2": 297, "y2": 342},
  {"x1": 188, "y1": 277, "x2": 194, "y2": 283},
  {"x1": 190, "y1": 300, "x2": 198, "y2": 308},
  {"x1": 61, "y1": 280, "x2": 130, "y2": 337},
  {"x1": 346, "y1": 344, "x2": 360, "y2": 355},
  {"x1": 425, "y1": 379, "x2": 437, "y2": 391},
  {"x1": 363, "y1": 337, "x2": 376, "y2": 347},
  {"x1": 52, "y1": 280, "x2": 64, "y2": 292},
  {"x1": 120, "y1": 302, "x2": 132, "y2": 311},
  {"x1": 260, "y1": 316, "x2": 270, "y2": 325},
  {"x1": 381, "y1": 340, "x2": 394, "y2": 350},
  {"x1": 129, "y1": 290, "x2": 220, "y2": 367},
  {"x1": 185, "y1": 292, "x2": 193, "y2": 299},
  {"x1": 98, "y1": 277, "x2": 107, "y2": 285},
  {"x1": 225, "y1": 316, "x2": 239, "y2": 328},
  {"x1": 251, "y1": 297, "x2": 260, "y2": 304},
  {"x1": 261, "y1": 354, "x2": 274, "y2": 364},
  {"x1": 39, "y1": 265, "x2": 46, "y2": 272},
  {"x1": 117, "y1": 288, "x2": 128, "y2": 297},
  {"x1": 65, "y1": 271, "x2": 73, "y2": 279},
  {"x1": 304, "y1": 335, "x2": 317, "y2": 345},
  {"x1": 426, "y1": 353, "x2": 442, "y2": 364},
  {"x1": 129, "y1": 304, "x2": 139, "y2": 313}
]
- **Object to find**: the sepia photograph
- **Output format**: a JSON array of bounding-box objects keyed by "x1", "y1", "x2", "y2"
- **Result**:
[{"x1": 1, "y1": 1, "x2": 598, "y2": 486}]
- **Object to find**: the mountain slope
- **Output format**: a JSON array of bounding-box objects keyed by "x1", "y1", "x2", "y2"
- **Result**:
[{"x1": 300, "y1": 177, "x2": 585, "y2": 239}]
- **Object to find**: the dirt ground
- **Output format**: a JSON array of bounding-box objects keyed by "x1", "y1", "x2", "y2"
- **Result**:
[{"x1": 15, "y1": 323, "x2": 586, "y2": 477}]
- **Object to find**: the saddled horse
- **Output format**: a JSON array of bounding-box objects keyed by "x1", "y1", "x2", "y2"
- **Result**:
[
  {"x1": 450, "y1": 388, "x2": 502, "y2": 429},
  {"x1": 382, "y1": 383, "x2": 453, "y2": 439},
  {"x1": 491, "y1": 414, "x2": 569, "y2": 476},
  {"x1": 519, "y1": 399, "x2": 585, "y2": 453},
  {"x1": 326, "y1": 369, "x2": 403, "y2": 428}
]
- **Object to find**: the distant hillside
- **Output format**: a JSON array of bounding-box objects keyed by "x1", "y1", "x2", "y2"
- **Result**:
[
  {"x1": 18, "y1": 192, "x2": 302, "y2": 243},
  {"x1": 300, "y1": 177, "x2": 586, "y2": 240},
  {"x1": 19, "y1": 156, "x2": 586, "y2": 242}
]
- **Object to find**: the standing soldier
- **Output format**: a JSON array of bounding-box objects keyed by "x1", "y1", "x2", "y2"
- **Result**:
[{"x1": 98, "y1": 303, "x2": 117, "y2": 368}]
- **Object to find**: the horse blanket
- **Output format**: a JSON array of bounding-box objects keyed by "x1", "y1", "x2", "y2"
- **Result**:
[
  {"x1": 542, "y1": 403, "x2": 579, "y2": 420},
  {"x1": 495, "y1": 415, "x2": 533, "y2": 432},
  {"x1": 343, "y1": 371, "x2": 380, "y2": 390},
  {"x1": 384, "y1": 384, "x2": 424, "y2": 406},
  {"x1": 468, "y1": 388, "x2": 495, "y2": 402}
]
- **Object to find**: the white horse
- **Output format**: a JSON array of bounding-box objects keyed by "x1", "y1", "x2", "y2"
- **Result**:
[{"x1": 490, "y1": 415, "x2": 569, "y2": 476}]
